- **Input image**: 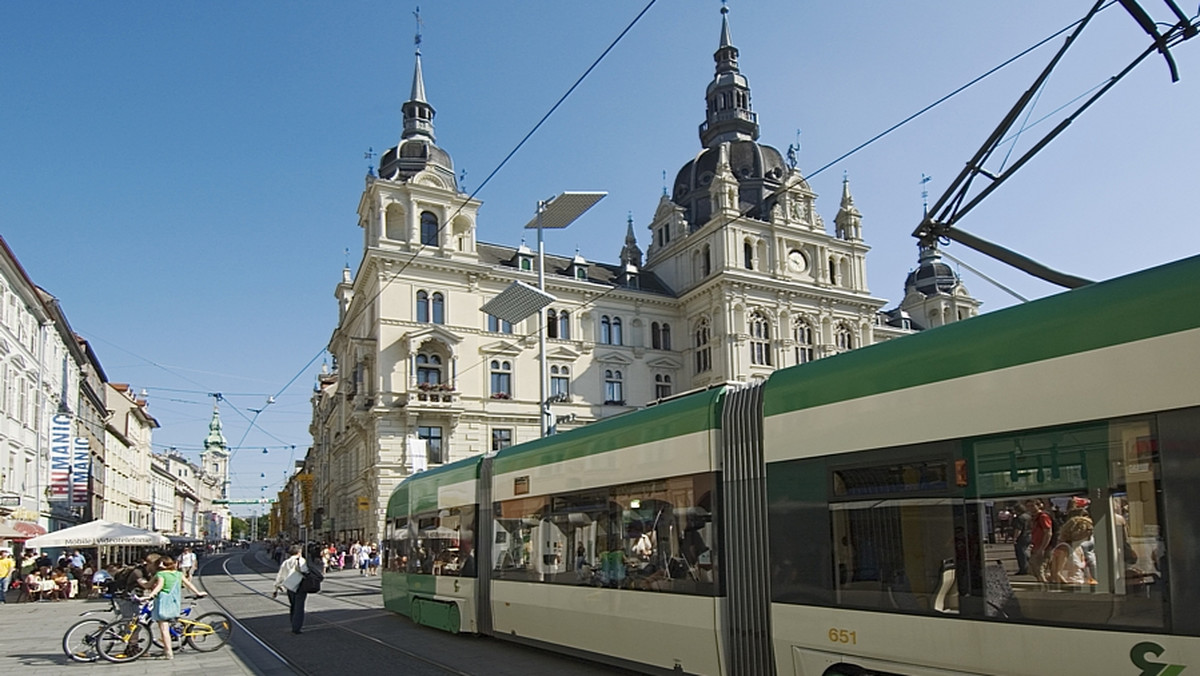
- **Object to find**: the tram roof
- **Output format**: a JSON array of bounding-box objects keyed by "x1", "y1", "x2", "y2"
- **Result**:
[
  {"x1": 763, "y1": 253, "x2": 1200, "y2": 419},
  {"x1": 491, "y1": 385, "x2": 725, "y2": 475}
]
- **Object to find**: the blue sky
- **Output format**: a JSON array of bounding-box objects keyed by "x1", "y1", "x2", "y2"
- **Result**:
[{"x1": 2, "y1": 2, "x2": 1197, "y2": 514}]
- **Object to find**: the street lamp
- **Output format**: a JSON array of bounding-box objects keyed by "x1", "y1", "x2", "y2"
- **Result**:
[{"x1": 481, "y1": 191, "x2": 606, "y2": 437}]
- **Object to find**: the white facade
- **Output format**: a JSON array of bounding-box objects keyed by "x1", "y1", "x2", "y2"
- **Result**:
[
  {"x1": 308, "y1": 13, "x2": 979, "y2": 544},
  {"x1": 0, "y1": 237, "x2": 82, "y2": 534}
]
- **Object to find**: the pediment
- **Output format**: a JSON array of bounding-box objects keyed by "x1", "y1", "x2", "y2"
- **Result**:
[
  {"x1": 403, "y1": 325, "x2": 463, "y2": 347},
  {"x1": 595, "y1": 351, "x2": 633, "y2": 366},
  {"x1": 546, "y1": 345, "x2": 581, "y2": 360},
  {"x1": 480, "y1": 340, "x2": 524, "y2": 357},
  {"x1": 646, "y1": 356, "x2": 682, "y2": 370}
]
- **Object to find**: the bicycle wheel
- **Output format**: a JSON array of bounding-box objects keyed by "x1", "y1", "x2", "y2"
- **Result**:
[
  {"x1": 150, "y1": 617, "x2": 186, "y2": 652},
  {"x1": 186, "y1": 612, "x2": 233, "y2": 652},
  {"x1": 96, "y1": 617, "x2": 153, "y2": 663},
  {"x1": 62, "y1": 618, "x2": 107, "y2": 663}
]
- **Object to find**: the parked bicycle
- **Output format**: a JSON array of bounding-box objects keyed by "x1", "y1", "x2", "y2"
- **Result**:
[{"x1": 61, "y1": 592, "x2": 126, "y2": 663}]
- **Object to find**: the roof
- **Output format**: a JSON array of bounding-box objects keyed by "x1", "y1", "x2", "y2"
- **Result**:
[{"x1": 476, "y1": 242, "x2": 675, "y2": 296}]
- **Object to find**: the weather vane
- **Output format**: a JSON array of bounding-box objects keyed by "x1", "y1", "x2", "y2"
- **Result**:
[
  {"x1": 920, "y1": 173, "x2": 932, "y2": 216},
  {"x1": 364, "y1": 146, "x2": 376, "y2": 174},
  {"x1": 414, "y1": 6, "x2": 423, "y2": 52}
]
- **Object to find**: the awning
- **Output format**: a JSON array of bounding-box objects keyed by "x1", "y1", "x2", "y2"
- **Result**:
[{"x1": 12, "y1": 521, "x2": 46, "y2": 538}]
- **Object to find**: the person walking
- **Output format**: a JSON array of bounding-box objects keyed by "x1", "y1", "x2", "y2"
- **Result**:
[
  {"x1": 178, "y1": 547, "x2": 197, "y2": 580},
  {"x1": 0, "y1": 549, "x2": 14, "y2": 603},
  {"x1": 147, "y1": 555, "x2": 206, "y2": 660},
  {"x1": 273, "y1": 544, "x2": 311, "y2": 634}
]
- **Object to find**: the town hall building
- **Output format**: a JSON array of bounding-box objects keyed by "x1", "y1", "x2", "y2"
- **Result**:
[{"x1": 303, "y1": 8, "x2": 981, "y2": 544}]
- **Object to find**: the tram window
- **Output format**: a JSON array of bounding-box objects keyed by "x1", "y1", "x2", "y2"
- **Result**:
[
  {"x1": 968, "y1": 416, "x2": 1168, "y2": 631},
  {"x1": 492, "y1": 473, "x2": 718, "y2": 595},
  {"x1": 405, "y1": 507, "x2": 476, "y2": 577}
]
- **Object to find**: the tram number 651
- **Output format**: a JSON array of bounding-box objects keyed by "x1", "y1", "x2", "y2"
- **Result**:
[{"x1": 828, "y1": 628, "x2": 857, "y2": 645}]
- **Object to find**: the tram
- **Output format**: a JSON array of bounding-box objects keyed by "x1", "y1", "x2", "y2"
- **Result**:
[{"x1": 383, "y1": 254, "x2": 1200, "y2": 676}]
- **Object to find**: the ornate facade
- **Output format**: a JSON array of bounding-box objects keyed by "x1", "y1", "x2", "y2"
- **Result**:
[{"x1": 308, "y1": 9, "x2": 980, "y2": 543}]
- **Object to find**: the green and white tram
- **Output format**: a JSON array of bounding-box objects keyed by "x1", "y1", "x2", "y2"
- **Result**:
[{"x1": 384, "y1": 255, "x2": 1200, "y2": 676}]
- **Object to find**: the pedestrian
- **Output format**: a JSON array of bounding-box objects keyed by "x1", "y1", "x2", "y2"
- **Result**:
[
  {"x1": 179, "y1": 546, "x2": 197, "y2": 580},
  {"x1": 0, "y1": 549, "x2": 14, "y2": 603},
  {"x1": 273, "y1": 544, "x2": 311, "y2": 634},
  {"x1": 147, "y1": 555, "x2": 206, "y2": 660}
]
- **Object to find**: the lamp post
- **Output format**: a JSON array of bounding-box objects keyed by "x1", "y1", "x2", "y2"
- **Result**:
[{"x1": 481, "y1": 191, "x2": 606, "y2": 437}]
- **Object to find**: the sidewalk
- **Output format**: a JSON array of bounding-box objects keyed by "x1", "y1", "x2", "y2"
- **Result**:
[{"x1": 0, "y1": 593, "x2": 261, "y2": 675}]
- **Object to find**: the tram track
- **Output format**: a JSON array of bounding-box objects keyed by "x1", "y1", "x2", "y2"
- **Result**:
[{"x1": 194, "y1": 549, "x2": 472, "y2": 676}]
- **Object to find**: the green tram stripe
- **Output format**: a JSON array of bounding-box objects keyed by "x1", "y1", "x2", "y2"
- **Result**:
[
  {"x1": 764, "y1": 254, "x2": 1200, "y2": 418},
  {"x1": 492, "y1": 387, "x2": 725, "y2": 475},
  {"x1": 388, "y1": 456, "x2": 481, "y2": 517}
]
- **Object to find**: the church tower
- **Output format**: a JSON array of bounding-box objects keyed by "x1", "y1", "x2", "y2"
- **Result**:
[{"x1": 200, "y1": 405, "x2": 230, "y2": 500}]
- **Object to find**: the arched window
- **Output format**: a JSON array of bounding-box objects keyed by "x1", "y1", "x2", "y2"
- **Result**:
[
  {"x1": 604, "y1": 369, "x2": 624, "y2": 405},
  {"x1": 695, "y1": 319, "x2": 712, "y2": 374},
  {"x1": 651, "y1": 322, "x2": 661, "y2": 349},
  {"x1": 520, "y1": 258, "x2": 533, "y2": 271},
  {"x1": 611, "y1": 317, "x2": 623, "y2": 345},
  {"x1": 655, "y1": 374, "x2": 672, "y2": 399},
  {"x1": 793, "y1": 318, "x2": 814, "y2": 364},
  {"x1": 558, "y1": 310, "x2": 570, "y2": 340},
  {"x1": 750, "y1": 311, "x2": 772, "y2": 366},
  {"x1": 420, "y1": 211, "x2": 438, "y2": 246},
  {"x1": 431, "y1": 292, "x2": 445, "y2": 324},
  {"x1": 416, "y1": 291, "x2": 429, "y2": 323},
  {"x1": 661, "y1": 323, "x2": 671, "y2": 351},
  {"x1": 600, "y1": 316, "x2": 612, "y2": 344},
  {"x1": 835, "y1": 323, "x2": 854, "y2": 351},
  {"x1": 547, "y1": 309, "x2": 559, "y2": 339},
  {"x1": 416, "y1": 354, "x2": 442, "y2": 385},
  {"x1": 829, "y1": 257, "x2": 838, "y2": 285},
  {"x1": 490, "y1": 360, "x2": 512, "y2": 398},
  {"x1": 703, "y1": 245, "x2": 711, "y2": 276},
  {"x1": 744, "y1": 241, "x2": 754, "y2": 270}
]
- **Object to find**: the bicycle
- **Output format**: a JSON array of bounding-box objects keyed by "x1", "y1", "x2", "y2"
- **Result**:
[
  {"x1": 96, "y1": 595, "x2": 231, "y2": 662},
  {"x1": 61, "y1": 592, "x2": 126, "y2": 663}
]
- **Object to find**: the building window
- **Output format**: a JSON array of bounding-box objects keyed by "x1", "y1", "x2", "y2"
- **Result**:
[
  {"x1": 794, "y1": 319, "x2": 814, "y2": 364},
  {"x1": 421, "y1": 211, "x2": 438, "y2": 246},
  {"x1": 744, "y1": 241, "x2": 754, "y2": 270},
  {"x1": 651, "y1": 322, "x2": 672, "y2": 350},
  {"x1": 416, "y1": 291, "x2": 429, "y2": 323},
  {"x1": 418, "y1": 425, "x2": 444, "y2": 463},
  {"x1": 604, "y1": 370, "x2": 624, "y2": 405},
  {"x1": 702, "y1": 245, "x2": 711, "y2": 277},
  {"x1": 611, "y1": 317, "x2": 623, "y2": 345},
  {"x1": 750, "y1": 311, "x2": 772, "y2": 366},
  {"x1": 491, "y1": 428, "x2": 513, "y2": 452},
  {"x1": 520, "y1": 258, "x2": 533, "y2": 271},
  {"x1": 601, "y1": 315, "x2": 621, "y2": 345},
  {"x1": 550, "y1": 365, "x2": 570, "y2": 400},
  {"x1": 547, "y1": 309, "x2": 559, "y2": 339},
  {"x1": 575, "y1": 266, "x2": 587, "y2": 280},
  {"x1": 416, "y1": 354, "x2": 442, "y2": 385},
  {"x1": 431, "y1": 292, "x2": 445, "y2": 324},
  {"x1": 655, "y1": 374, "x2": 672, "y2": 399},
  {"x1": 695, "y1": 319, "x2": 712, "y2": 374},
  {"x1": 487, "y1": 314, "x2": 513, "y2": 334},
  {"x1": 490, "y1": 360, "x2": 512, "y2": 398},
  {"x1": 835, "y1": 323, "x2": 854, "y2": 351},
  {"x1": 558, "y1": 311, "x2": 570, "y2": 339}
]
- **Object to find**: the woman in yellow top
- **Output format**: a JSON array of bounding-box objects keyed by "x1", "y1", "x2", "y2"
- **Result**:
[
  {"x1": 0, "y1": 549, "x2": 14, "y2": 603},
  {"x1": 147, "y1": 555, "x2": 206, "y2": 659}
]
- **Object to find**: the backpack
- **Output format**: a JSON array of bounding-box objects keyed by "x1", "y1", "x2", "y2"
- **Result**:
[
  {"x1": 116, "y1": 566, "x2": 146, "y2": 592},
  {"x1": 300, "y1": 566, "x2": 324, "y2": 593}
]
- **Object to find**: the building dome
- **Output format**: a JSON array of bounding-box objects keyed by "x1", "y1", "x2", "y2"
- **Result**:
[
  {"x1": 668, "y1": 6, "x2": 786, "y2": 226},
  {"x1": 378, "y1": 137, "x2": 455, "y2": 185},
  {"x1": 905, "y1": 246, "x2": 960, "y2": 297}
]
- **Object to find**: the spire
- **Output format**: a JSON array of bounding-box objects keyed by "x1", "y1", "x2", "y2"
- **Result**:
[
  {"x1": 835, "y1": 174, "x2": 863, "y2": 241},
  {"x1": 203, "y1": 405, "x2": 228, "y2": 456},
  {"x1": 700, "y1": 2, "x2": 759, "y2": 148},
  {"x1": 402, "y1": 7, "x2": 435, "y2": 142},
  {"x1": 620, "y1": 213, "x2": 643, "y2": 267}
]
